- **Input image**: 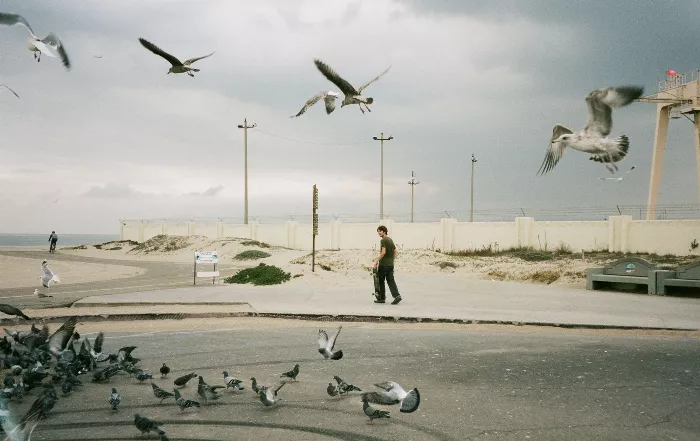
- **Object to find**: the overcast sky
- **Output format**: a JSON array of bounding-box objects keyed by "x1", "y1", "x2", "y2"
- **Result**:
[{"x1": 0, "y1": 0, "x2": 698, "y2": 233}]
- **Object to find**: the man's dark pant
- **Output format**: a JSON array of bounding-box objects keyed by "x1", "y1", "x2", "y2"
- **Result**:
[
  {"x1": 377, "y1": 265, "x2": 400, "y2": 300},
  {"x1": 50, "y1": 240, "x2": 57, "y2": 253}
]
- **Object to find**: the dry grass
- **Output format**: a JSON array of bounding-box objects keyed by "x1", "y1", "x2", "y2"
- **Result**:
[{"x1": 528, "y1": 270, "x2": 561, "y2": 284}]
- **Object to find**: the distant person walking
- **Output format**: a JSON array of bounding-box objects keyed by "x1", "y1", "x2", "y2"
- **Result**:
[
  {"x1": 49, "y1": 231, "x2": 58, "y2": 253},
  {"x1": 373, "y1": 225, "x2": 402, "y2": 305}
]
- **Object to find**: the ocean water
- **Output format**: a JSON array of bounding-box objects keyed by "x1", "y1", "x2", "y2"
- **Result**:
[{"x1": 0, "y1": 233, "x2": 121, "y2": 247}]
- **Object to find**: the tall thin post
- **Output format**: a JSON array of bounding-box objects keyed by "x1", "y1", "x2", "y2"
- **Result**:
[
  {"x1": 373, "y1": 133, "x2": 393, "y2": 220},
  {"x1": 238, "y1": 118, "x2": 256, "y2": 225},
  {"x1": 407, "y1": 171, "x2": 420, "y2": 223},
  {"x1": 470, "y1": 154, "x2": 477, "y2": 222}
]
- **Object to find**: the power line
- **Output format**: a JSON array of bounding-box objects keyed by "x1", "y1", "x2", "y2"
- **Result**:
[{"x1": 252, "y1": 126, "x2": 371, "y2": 146}]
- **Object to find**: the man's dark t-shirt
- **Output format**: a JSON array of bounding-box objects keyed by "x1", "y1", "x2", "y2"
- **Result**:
[{"x1": 379, "y1": 236, "x2": 396, "y2": 266}]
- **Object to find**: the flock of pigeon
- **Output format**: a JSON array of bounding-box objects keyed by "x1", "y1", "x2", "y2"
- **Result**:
[
  {"x1": 0, "y1": 11, "x2": 647, "y2": 178},
  {"x1": 0, "y1": 315, "x2": 420, "y2": 440}
]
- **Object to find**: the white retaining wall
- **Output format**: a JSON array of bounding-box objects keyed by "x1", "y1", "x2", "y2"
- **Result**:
[{"x1": 119, "y1": 216, "x2": 700, "y2": 256}]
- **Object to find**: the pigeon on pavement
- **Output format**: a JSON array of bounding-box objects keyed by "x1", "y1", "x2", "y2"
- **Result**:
[
  {"x1": 362, "y1": 395, "x2": 391, "y2": 424},
  {"x1": 259, "y1": 382, "x2": 285, "y2": 406},
  {"x1": 134, "y1": 413, "x2": 165, "y2": 436},
  {"x1": 280, "y1": 364, "x2": 300, "y2": 381}
]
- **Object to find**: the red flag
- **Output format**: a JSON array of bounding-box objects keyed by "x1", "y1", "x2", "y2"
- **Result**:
[{"x1": 666, "y1": 70, "x2": 678, "y2": 76}]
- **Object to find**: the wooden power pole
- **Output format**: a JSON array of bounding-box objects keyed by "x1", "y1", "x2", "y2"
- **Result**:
[
  {"x1": 237, "y1": 118, "x2": 256, "y2": 225},
  {"x1": 373, "y1": 133, "x2": 393, "y2": 220},
  {"x1": 407, "y1": 171, "x2": 420, "y2": 223}
]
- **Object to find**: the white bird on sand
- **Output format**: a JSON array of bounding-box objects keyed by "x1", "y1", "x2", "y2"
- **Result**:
[
  {"x1": 138, "y1": 38, "x2": 214, "y2": 77},
  {"x1": 600, "y1": 165, "x2": 636, "y2": 182},
  {"x1": 313, "y1": 59, "x2": 391, "y2": 114},
  {"x1": 291, "y1": 91, "x2": 340, "y2": 118},
  {"x1": 40, "y1": 260, "x2": 60, "y2": 290},
  {"x1": 538, "y1": 86, "x2": 644, "y2": 175},
  {"x1": 34, "y1": 288, "x2": 52, "y2": 299},
  {"x1": 0, "y1": 85, "x2": 19, "y2": 99},
  {"x1": 0, "y1": 13, "x2": 70, "y2": 70}
]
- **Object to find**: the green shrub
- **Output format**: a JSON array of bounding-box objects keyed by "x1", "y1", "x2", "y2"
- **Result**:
[
  {"x1": 240, "y1": 240, "x2": 270, "y2": 248},
  {"x1": 529, "y1": 270, "x2": 560, "y2": 284},
  {"x1": 224, "y1": 263, "x2": 291, "y2": 286},
  {"x1": 234, "y1": 250, "x2": 272, "y2": 260}
]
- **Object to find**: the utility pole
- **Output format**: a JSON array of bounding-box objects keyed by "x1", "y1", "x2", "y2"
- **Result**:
[
  {"x1": 237, "y1": 118, "x2": 256, "y2": 225},
  {"x1": 470, "y1": 154, "x2": 477, "y2": 222},
  {"x1": 407, "y1": 171, "x2": 420, "y2": 223},
  {"x1": 373, "y1": 133, "x2": 393, "y2": 220}
]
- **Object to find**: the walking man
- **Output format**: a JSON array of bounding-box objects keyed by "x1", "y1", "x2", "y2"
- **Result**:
[
  {"x1": 48, "y1": 231, "x2": 58, "y2": 253},
  {"x1": 373, "y1": 225, "x2": 402, "y2": 305}
]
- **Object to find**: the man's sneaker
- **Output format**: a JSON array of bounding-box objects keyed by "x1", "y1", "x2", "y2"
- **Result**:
[
  {"x1": 391, "y1": 296, "x2": 402, "y2": 305},
  {"x1": 374, "y1": 299, "x2": 385, "y2": 304}
]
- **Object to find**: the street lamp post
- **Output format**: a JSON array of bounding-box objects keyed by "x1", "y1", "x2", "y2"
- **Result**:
[
  {"x1": 237, "y1": 118, "x2": 256, "y2": 225},
  {"x1": 373, "y1": 133, "x2": 393, "y2": 220}
]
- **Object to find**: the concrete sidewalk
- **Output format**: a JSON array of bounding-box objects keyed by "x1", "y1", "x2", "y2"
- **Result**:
[{"x1": 15, "y1": 274, "x2": 700, "y2": 330}]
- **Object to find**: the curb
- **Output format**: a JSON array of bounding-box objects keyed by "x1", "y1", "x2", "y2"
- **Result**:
[
  {"x1": 72, "y1": 302, "x2": 250, "y2": 308},
  {"x1": 1, "y1": 309, "x2": 696, "y2": 332}
]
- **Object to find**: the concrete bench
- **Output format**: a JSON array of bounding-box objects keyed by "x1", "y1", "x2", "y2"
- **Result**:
[
  {"x1": 654, "y1": 261, "x2": 700, "y2": 295},
  {"x1": 586, "y1": 258, "x2": 656, "y2": 294}
]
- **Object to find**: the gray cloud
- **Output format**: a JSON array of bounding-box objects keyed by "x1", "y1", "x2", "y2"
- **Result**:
[
  {"x1": 185, "y1": 185, "x2": 225, "y2": 197},
  {"x1": 0, "y1": 0, "x2": 697, "y2": 233}
]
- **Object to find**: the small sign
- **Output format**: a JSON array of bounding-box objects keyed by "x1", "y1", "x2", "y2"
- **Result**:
[
  {"x1": 625, "y1": 263, "x2": 636, "y2": 274},
  {"x1": 195, "y1": 251, "x2": 219, "y2": 264}
]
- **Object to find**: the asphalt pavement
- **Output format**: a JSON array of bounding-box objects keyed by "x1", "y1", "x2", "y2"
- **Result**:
[{"x1": 11, "y1": 318, "x2": 700, "y2": 441}]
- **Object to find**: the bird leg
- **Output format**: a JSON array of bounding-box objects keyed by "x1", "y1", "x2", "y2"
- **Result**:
[
  {"x1": 358, "y1": 104, "x2": 365, "y2": 114},
  {"x1": 364, "y1": 103, "x2": 372, "y2": 113},
  {"x1": 187, "y1": 71, "x2": 195, "y2": 77},
  {"x1": 367, "y1": 419, "x2": 374, "y2": 425}
]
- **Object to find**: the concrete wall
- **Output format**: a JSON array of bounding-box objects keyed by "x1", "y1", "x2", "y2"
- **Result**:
[{"x1": 119, "y1": 216, "x2": 700, "y2": 256}]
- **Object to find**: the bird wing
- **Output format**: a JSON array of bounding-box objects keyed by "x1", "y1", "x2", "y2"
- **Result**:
[
  {"x1": 584, "y1": 86, "x2": 644, "y2": 137},
  {"x1": 314, "y1": 59, "x2": 358, "y2": 96},
  {"x1": 41, "y1": 33, "x2": 70, "y2": 70},
  {"x1": 0, "y1": 13, "x2": 38, "y2": 39},
  {"x1": 0, "y1": 304, "x2": 21, "y2": 316},
  {"x1": 361, "y1": 391, "x2": 399, "y2": 405},
  {"x1": 270, "y1": 382, "x2": 285, "y2": 394},
  {"x1": 317, "y1": 329, "x2": 329, "y2": 350},
  {"x1": 399, "y1": 388, "x2": 420, "y2": 413},
  {"x1": 323, "y1": 93, "x2": 337, "y2": 114},
  {"x1": 358, "y1": 65, "x2": 392, "y2": 93},
  {"x1": 0, "y1": 85, "x2": 20, "y2": 99},
  {"x1": 138, "y1": 38, "x2": 182, "y2": 67},
  {"x1": 93, "y1": 332, "x2": 104, "y2": 353},
  {"x1": 291, "y1": 91, "x2": 330, "y2": 118},
  {"x1": 327, "y1": 326, "x2": 342, "y2": 351},
  {"x1": 537, "y1": 124, "x2": 572, "y2": 175},
  {"x1": 183, "y1": 52, "x2": 214, "y2": 66},
  {"x1": 47, "y1": 317, "x2": 77, "y2": 355}
]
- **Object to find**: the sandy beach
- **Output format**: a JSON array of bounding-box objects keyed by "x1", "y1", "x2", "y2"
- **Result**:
[{"x1": 2, "y1": 234, "x2": 695, "y2": 293}]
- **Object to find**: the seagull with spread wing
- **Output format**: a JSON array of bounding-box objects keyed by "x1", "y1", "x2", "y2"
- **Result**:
[
  {"x1": 538, "y1": 86, "x2": 644, "y2": 175},
  {"x1": 314, "y1": 59, "x2": 391, "y2": 114},
  {"x1": 318, "y1": 326, "x2": 343, "y2": 360},
  {"x1": 138, "y1": 38, "x2": 214, "y2": 77},
  {"x1": 40, "y1": 260, "x2": 60, "y2": 290},
  {"x1": 0, "y1": 13, "x2": 70, "y2": 70},
  {"x1": 291, "y1": 90, "x2": 340, "y2": 118}
]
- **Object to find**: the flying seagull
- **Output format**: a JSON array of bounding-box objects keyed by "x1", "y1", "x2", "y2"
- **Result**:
[
  {"x1": 291, "y1": 90, "x2": 340, "y2": 117},
  {"x1": 318, "y1": 326, "x2": 343, "y2": 360},
  {"x1": 600, "y1": 165, "x2": 636, "y2": 182},
  {"x1": 0, "y1": 13, "x2": 70, "y2": 70},
  {"x1": 138, "y1": 38, "x2": 214, "y2": 77},
  {"x1": 0, "y1": 85, "x2": 19, "y2": 99},
  {"x1": 538, "y1": 86, "x2": 644, "y2": 175},
  {"x1": 314, "y1": 59, "x2": 391, "y2": 114},
  {"x1": 40, "y1": 260, "x2": 60, "y2": 289}
]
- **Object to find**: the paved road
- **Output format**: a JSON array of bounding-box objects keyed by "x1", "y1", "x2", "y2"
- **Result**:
[
  {"x1": 0, "y1": 250, "x2": 242, "y2": 309},
  {"x1": 7, "y1": 318, "x2": 699, "y2": 441}
]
